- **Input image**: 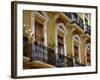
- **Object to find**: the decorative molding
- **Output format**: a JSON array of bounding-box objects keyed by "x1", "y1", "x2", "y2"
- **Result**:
[{"x1": 55, "y1": 23, "x2": 67, "y2": 56}]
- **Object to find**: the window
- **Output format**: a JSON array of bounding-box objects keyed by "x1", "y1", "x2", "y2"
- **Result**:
[
  {"x1": 73, "y1": 35, "x2": 80, "y2": 66},
  {"x1": 58, "y1": 35, "x2": 64, "y2": 55},
  {"x1": 56, "y1": 23, "x2": 67, "y2": 67},
  {"x1": 35, "y1": 20, "x2": 44, "y2": 44},
  {"x1": 74, "y1": 45, "x2": 79, "y2": 63},
  {"x1": 86, "y1": 44, "x2": 91, "y2": 66},
  {"x1": 56, "y1": 23, "x2": 67, "y2": 56}
]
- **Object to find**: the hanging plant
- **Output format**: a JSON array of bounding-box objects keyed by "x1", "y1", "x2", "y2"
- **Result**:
[{"x1": 23, "y1": 25, "x2": 33, "y2": 44}]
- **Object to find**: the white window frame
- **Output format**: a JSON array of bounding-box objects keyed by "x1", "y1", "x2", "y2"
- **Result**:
[
  {"x1": 72, "y1": 34, "x2": 81, "y2": 66},
  {"x1": 31, "y1": 11, "x2": 48, "y2": 46},
  {"x1": 55, "y1": 23, "x2": 67, "y2": 56}
]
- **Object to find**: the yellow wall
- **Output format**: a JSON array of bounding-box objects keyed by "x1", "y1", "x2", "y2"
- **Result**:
[
  {"x1": 47, "y1": 13, "x2": 56, "y2": 49},
  {"x1": 23, "y1": 10, "x2": 31, "y2": 27},
  {"x1": 23, "y1": 11, "x2": 91, "y2": 66}
]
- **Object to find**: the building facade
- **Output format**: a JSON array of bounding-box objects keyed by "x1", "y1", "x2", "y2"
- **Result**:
[{"x1": 23, "y1": 10, "x2": 91, "y2": 69}]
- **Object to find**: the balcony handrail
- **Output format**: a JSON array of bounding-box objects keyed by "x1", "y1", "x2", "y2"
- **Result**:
[
  {"x1": 24, "y1": 42, "x2": 86, "y2": 67},
  {"x1": 64, "y1": 13, "x2": 84, "y2": 30},
  {"x1": 30, "y1": 42, "x2": 56, "y2": 66},
  {"x1": 85, "y1": 24, "x2": 91, "y2": 35}
]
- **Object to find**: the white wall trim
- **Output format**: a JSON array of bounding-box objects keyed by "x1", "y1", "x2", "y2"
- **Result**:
[
  {"x1": 56, "y1": 23, "x2": 67, "y2": 32},
  {"x1": 35, "y1": 11, "x2": 48, "y2": 21},
  {"x1": 44, "y1": 20, "x2": 48, "y2": 46},
  {"x1": 31, "y1": 11, "x2": 35, "y2": 42}
]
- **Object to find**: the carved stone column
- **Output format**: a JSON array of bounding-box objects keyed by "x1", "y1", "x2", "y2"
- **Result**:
[
  {"x1": 47, "y1": 13, "x2": 59, "y2": 49},
  {"x1": 79, "y1": 34, "x2": 87, "y2": 65},
  {"x1": 66, "y1": 24, "x2": 75, "y2": 58}
]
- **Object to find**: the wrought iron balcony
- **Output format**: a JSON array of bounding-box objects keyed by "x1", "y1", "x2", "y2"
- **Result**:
[
  {"x1": 56, "y1": 53, "x2": 67, "y2": 67},
  {"x1": 24, "y1": 42, "x2": 85, "y2": 67},
  {"x1": 85, "y1": 25, "x2": 91, "y2": 35},
  {"x1": 56, "y1": 53, "x2": 74, "y2": 67},
  {"x1": 56, "y1": 53, "x2": 85, "y2": 67},
  {"x1": 64, "y1": 13, "x2": 84, "y2": 30},
  {"x1": 30, "y1": 42, "x2": 56, "y2": 66}
]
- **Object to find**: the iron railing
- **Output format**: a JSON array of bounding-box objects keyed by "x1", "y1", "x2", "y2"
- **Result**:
[
  {"x1": 25, "y1": 43, "x2": 85, "y2": 67},
  {"x1": 85, "y1": 24, "x2": 91, "y2": 35},
  {"x1": 56, "y1": 54, "x2": 73, "y2": 67},
  {"x1": 64, "y1": 13, "x2": 84, "y2": 30},
  {"x1": 30, "y1": 43, "x2": 56, "y2": 66}
]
